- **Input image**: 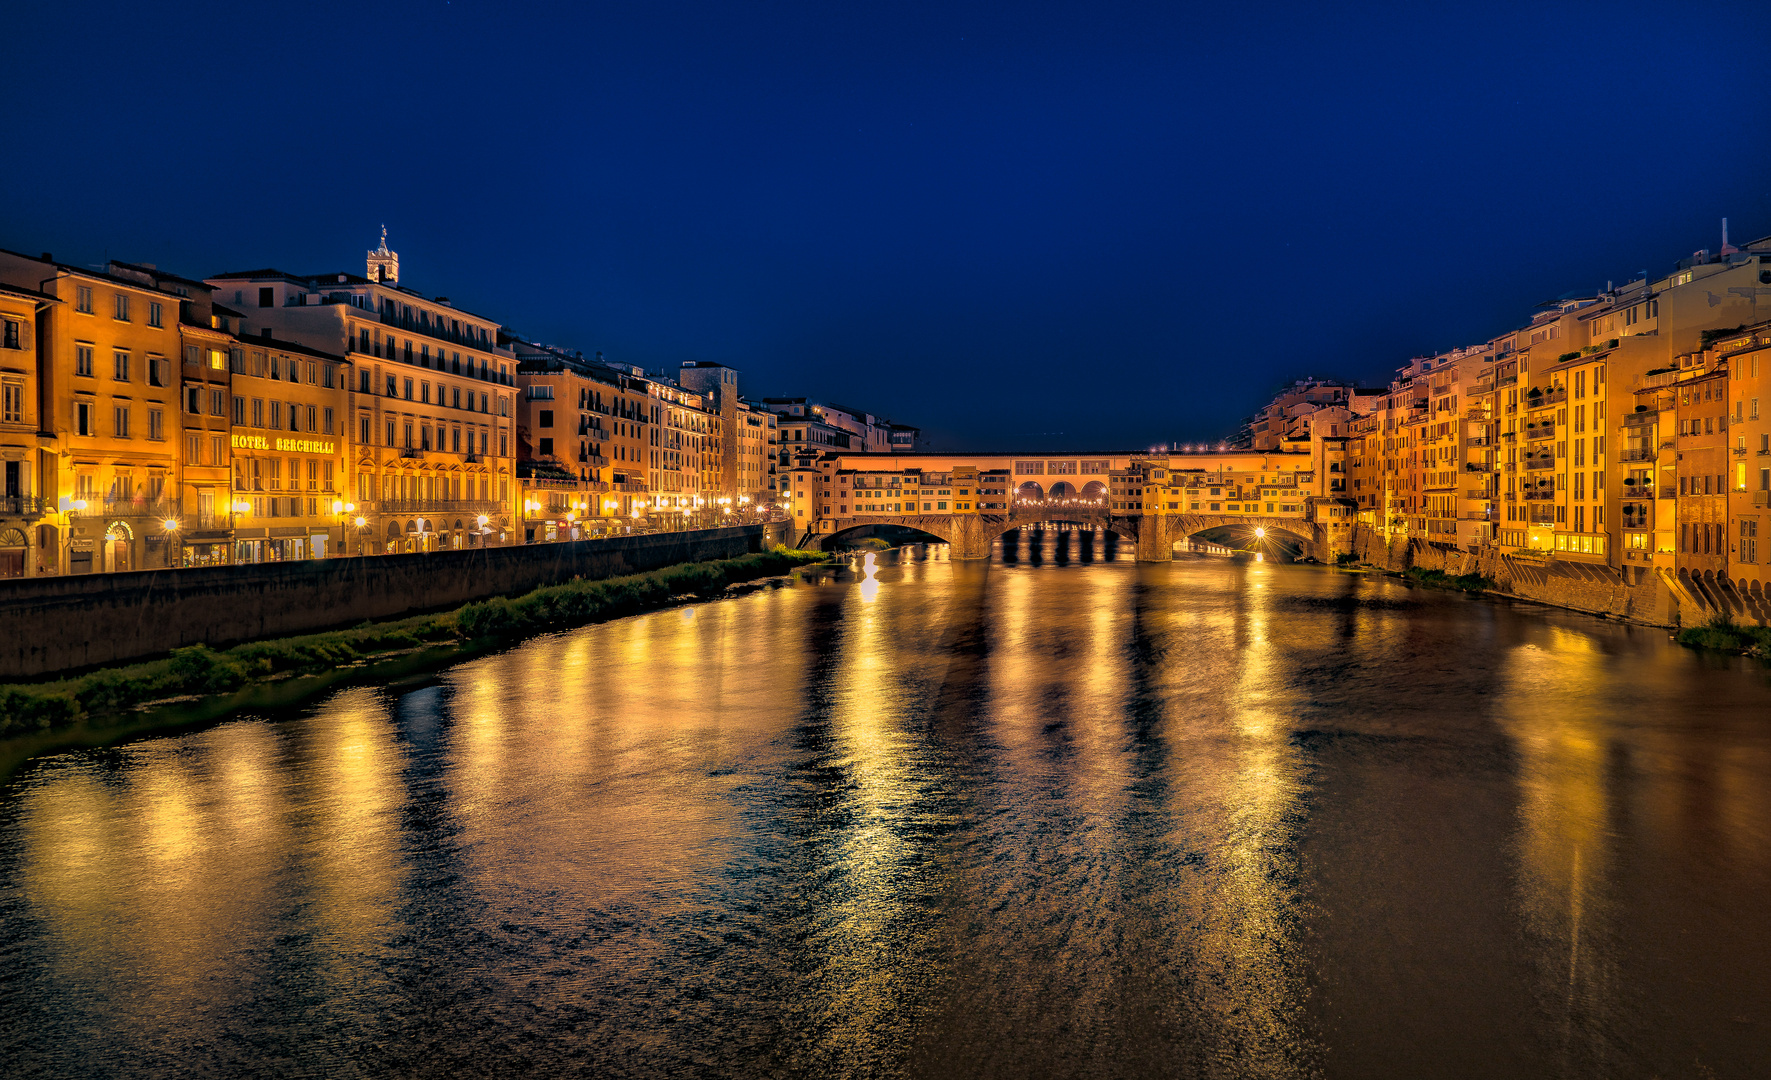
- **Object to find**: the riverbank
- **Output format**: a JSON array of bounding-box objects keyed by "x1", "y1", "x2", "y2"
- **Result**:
[{"x1": 0, "y1": 547, "x2": 828, "y2": 781}]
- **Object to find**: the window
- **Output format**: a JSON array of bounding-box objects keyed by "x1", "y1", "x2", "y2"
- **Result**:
[
  {"x1": 539, "y1": 437, "x2": 554, "y2": 456},
  {"x1": 2, "y1": 320, "x2": 18, "y2": 349},
  {"x1": 75, "y1": 286, "x2": 93, "y2": 314},
  {"x1": 386, "y1": 420, "x2": 396, "y2": 446},
  {"x1": 75, "y1": 402, "x2": 94, "y2": 435},
  {"x1": 148, "y1": 355, "x2": 166, "y2": 387},
  {"x1": 403, "y1": 378, "x2": 414, "y2": 400},
  {"x1": 385, "y1": 374, "x2": 397, "y2": 397},
  {"x1": 252, "y1": 398, "x2": 264, "y2": 427},
  {"x1": 232, "y1": 396, "x2": 245, "y2": 424},
  {"x1": 114, "y1": 405, "x2": 130, "y2": 437},
  {"x1": 211, "y1": 435, "x2": 224, "y2": 466},
  {"x1": 208, "y1": 389, "x2": 222, "y2": 416},
  {"x1": 114, "y1": 293, "x2": 130, "y2": 321},
  {"x1": 539, "y1": 409, "x2": 554, "y2": 428},
  {"x1": 361, "y1": 416, "x2": 371, "y2": 445},
  {"x1": 259, "y1": 287, "x2": 274, "y2": 308},
  {"x1": 148, "y1": 409, "x2": 163, "y2": 441},
  {"x1": 148, "y1": 301, "x2": 163, "y2": 328},
  {"x1": 187, "y1": 432, "x2": 202, "y2": 464},
  {"x1": 270, "y1": 401, "x2": 283, "y2": 430},
  {"x1": 1, "y1": 380, "x2": 21, "y2": 423},
  {"x1": 113, "y1": 351, "x2": 129, "y2": 381},
  {"x1": 323, "y1": 407, "x2": 334, "y2": 434}
]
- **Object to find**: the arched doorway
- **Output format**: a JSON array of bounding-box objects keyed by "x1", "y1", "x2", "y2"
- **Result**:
[
  {"x1": 0, "y1": 527, "x2": 26, "y2": 578},
  {"x1": 105, "y1": 521, "x2": 134, "y2": 573}
]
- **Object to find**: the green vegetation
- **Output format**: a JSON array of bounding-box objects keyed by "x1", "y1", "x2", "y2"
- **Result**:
[
  {"x1": 0, "y1": 547, "x2": 828, "y2": 748},
  {"x1": 1402, "y1": 567, "x2": 1496, "y2": 593},
  {"x1": 1334, "y1": 551, "x2": 1359, "y2": 566},
  {"x1": 1700, "y1": 325, "x2": 1749, "y2": 347},
  {"x1": 1556, "y1": 351, "x2": 1580, "y2": 363},
  {"x1": 1677, "y1": 614, "x2": 1771, "y2": 658}
]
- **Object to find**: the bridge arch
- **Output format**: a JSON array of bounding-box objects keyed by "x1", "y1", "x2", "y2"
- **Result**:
[{"x1": 1016, "y1": 480, "x2": 1045, "y2": 501}]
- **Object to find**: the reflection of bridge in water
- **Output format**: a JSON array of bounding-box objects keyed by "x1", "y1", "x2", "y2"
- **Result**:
[{"x1": 787, "y1": 450, "x2": 1355, "y2": 562}]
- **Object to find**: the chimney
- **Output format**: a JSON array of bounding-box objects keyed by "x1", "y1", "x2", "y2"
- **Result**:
[{"x1": 1721, "y1": 217, "x2": 1739, "y2": 256}]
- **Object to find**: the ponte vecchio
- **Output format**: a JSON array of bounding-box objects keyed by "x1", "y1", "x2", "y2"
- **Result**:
[{"x1": 782, "y1": 448, "x2": 1355, "y2": 562}]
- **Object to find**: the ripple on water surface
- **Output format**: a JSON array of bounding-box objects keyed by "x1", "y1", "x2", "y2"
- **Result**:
[{"x1": 2, "y1": 552, "x2": 1769, "y2": 1079}]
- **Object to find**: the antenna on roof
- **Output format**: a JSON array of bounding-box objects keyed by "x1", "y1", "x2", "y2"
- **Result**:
[{"x1": 1721, "y1": 217, "x2": 1738, "y2": 256}]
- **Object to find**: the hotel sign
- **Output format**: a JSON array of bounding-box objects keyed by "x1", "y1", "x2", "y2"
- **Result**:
[{"x1": 231, "y1": 434, "x2": 335, "y2": 454}]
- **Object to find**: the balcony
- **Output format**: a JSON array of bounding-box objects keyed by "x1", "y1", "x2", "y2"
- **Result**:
[
  {"x1": 1466, "y1": 436, "x2": 1491, "y2": 447},
  {"x1": 1463, "y1": 510, "x2": 1499, "y2": 522},
  {"x1": 100, "y1": 496, "x2": 177, "y2": 517},
  {"x1": 1524, "y1": 490, "x2": 1556, "y2": 501},
  {"x1": 1525, "y1": 388, "x2": 1568, "y2": 409},
  {"x1": 376, "y1": 308, "x2": 511, "y2": 364},
  {"x1": 0, "y1": 496, "x2": 47, "y2": 517},
  {"x1": 1621, "y1": 410, "x2": 1658, "y2": 427},
  {"x1": 376, "y1": 499, "x2": 504, "y2": 514},
  {"x1": 1733, "y1": 446, "x2": 1748, "y2": 456},
  {"x1": 612, "y1": 479, "x2": 648, "y2": 493},
  {"x1": 1525, "y1": 459, "x2": 1557, "y2": 471},
  {"x1": 1659, "y1": 487, "x2": 1676, "y2": 499},
  {"x1": 399, "y1": 447, "x2": 425, "y2": 459},
  {"x1": 1619, "y1": 447, "x2": 1657, "y2": 462},
  {"x1": 1524, "y1": 425, "x2": 1556, "y2": 441},
  {"x1": 1463, "y1": 489, "x2": 1494, "y2": 500}
]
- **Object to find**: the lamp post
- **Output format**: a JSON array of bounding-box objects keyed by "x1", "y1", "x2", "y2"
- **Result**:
[
  {"x1": 331, "y1": 500, "x2": 357, "y2": 558},
  {"x1": 232, "y1": 499, "x2": 252, "y2": 563},
  {"x1": 162, "y1": 517, "x2": 180, "y2": 568}
]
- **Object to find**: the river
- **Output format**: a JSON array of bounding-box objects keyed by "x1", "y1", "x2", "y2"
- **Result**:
[{"x1": 2, "y1": 541, "x2": 1769, "y2": 1079}]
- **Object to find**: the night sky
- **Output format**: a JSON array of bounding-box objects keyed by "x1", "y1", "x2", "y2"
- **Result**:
[{"x1": 6, "y1": 2, "x2": 1770, "y2": 450}]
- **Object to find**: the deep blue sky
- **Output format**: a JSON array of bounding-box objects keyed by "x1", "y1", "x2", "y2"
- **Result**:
[{"x1": 6, "y1": 2, "x2": 1770, "y2": 450}]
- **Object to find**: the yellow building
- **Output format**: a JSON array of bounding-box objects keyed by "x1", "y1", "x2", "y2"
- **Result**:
[
  {"x1": 1721, "y1": 323, "x2": 1770, "y2": 605},
  {"x1": 0, "y1": 250, "x2": 182, "y2": 574},
  {"x1": 207, "y1": 237, "x2": 517, "y2": 554},
  {"x1": 225, "y1": 336, "x2": 351, "y2": 561},
  {"x1": 0, "y1": 281, "x2": 53, "y2": 577}
]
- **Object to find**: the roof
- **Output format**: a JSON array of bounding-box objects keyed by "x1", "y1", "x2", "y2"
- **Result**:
[
  {"x1": 208, "y1": 268, "x2": 309, "y2": 282},
  {"x1": 238, "y1": 330, "x2": 346, "y2": 363},
  {"x1": 0, "y1": 247, "x2": 194, "y2": 296},
  {"x1": 0, "y1": 280, "x2": 57, "y2": 304},
  {"x1": 108, "y1": 260, "x2": 213, "y2": 291},
  {"x1": 213, "y1": 302, "x2": 244, "y2": 318}
]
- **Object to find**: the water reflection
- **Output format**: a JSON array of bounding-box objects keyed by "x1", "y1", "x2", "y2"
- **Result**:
[{"x1": 3, "y1": 557, "x2": 1770, "y2": 1078}]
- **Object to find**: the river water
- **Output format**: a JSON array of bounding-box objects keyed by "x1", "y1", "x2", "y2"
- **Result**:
[{"x1": 3, "y1": 541, "x2": 1770, "y2": 1079}]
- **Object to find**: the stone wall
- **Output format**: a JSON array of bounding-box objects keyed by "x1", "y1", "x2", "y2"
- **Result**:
[
  {"x1": 0, "y1": 522, "x2": 791, "y2": 678},
  {"x1": 1349, "y1": 524, "x2": 1687, "y2": 627}
]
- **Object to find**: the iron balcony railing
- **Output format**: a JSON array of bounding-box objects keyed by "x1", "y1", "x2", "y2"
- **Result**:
[
  {"x1": 1524, "y1": 425, "x2": 1556, "y2": 441},
  {"x1": 1524, "y1": 490, "x2": 1556, "y2": 501},
  {"x1": 0, "y1": 496, "x2": 47, "y2": 516},
  {"x1": 1525, "y1": 459, "x2": 1557, "y2": 470},
  {"x1": 100, "y1": 496, "x2": 178, "y2": 517},
  {"x1": 1621, "y1": 411, "x2": 1658, "y2": 427},
  {"x1": 375, "y1": 499, "x2": 505, "y2": 514},
  {"x1": 1526, "y1": 389, "x2": 1568, "y2": 409},
  {"x1": 1620, "y1": 448, "x2": 1657, "y2": 462}
]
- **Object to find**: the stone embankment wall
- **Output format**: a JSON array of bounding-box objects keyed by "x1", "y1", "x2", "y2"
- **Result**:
[
  {"x1": 0, "y1": 522, "x2": 792, "y2": 678},
  {"x1": 1349, "y1": 524, "x2": 1696, "y2": 627}
]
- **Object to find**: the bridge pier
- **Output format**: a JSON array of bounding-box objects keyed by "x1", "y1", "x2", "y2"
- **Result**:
[{"x1": 1135, "y1": 514, "x2": 1174, "y2": 562}]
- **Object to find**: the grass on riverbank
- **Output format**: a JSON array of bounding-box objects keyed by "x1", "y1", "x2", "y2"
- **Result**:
[
  {"x1": 1402, "y1": 567, "x2": 1497, "y2": 593},
  {"x1": 1677, "y1": 614, "x2": 1771, "y2": 657},
  {"x1": 0, "y1": 547, "x2": 828, "y2": 746}
]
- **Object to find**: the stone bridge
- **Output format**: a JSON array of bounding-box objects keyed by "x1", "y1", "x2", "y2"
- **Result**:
[{"x1": 806, "y1": 506, "x2": 1328, "y2": 562}]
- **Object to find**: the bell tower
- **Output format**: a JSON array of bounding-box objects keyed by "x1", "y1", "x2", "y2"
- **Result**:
[{"x1": 367, "y1": 225, "x2": 399, "y2": 284}]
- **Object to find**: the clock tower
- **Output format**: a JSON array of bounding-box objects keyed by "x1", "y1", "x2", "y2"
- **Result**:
[{"x1": 367, "y1": 225, "x2": 399, "y2": 284}]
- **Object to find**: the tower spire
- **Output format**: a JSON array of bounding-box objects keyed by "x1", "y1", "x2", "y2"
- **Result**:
[{"x1": 367, "y1": 226, "x2": 399, "y2": 284}]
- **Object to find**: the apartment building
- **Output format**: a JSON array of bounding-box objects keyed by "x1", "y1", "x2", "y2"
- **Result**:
[
  {"x1": 0, "y1": 251, "x2": 183, "y2": 574},
  {"x1": 226, "y1": 336, "x2": 350, "y2": 561},
  {"x1": 207, "y1": 237, "x2": 517, "y2": 554},
  {"x1": 0, "y1": 281, "x2": 50, "y2": 577},
  {"x1": 1722, "y1": 325, "x2": 1771, "y2": 594}
]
